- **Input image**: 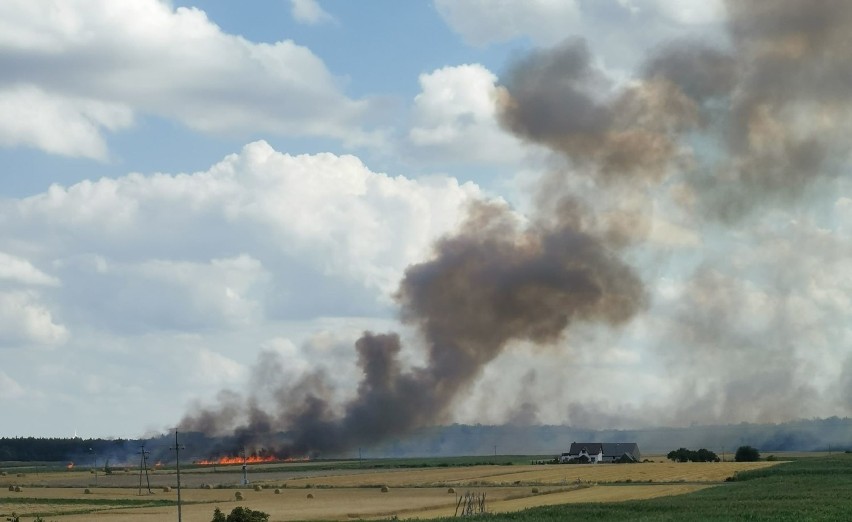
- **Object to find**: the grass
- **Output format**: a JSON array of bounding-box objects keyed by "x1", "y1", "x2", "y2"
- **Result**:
[{"x1": 422, "y1": 454, "x2": 852, "y2": 521}]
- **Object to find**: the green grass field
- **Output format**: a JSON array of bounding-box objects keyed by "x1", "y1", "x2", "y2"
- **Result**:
[{"x1": 427, "y1": 454, "x2": 852, "y2": 521}]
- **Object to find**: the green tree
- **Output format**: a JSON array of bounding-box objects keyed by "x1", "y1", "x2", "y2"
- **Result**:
[
  {"x1": 735, "y1": 445, "x2": 760, "y2": 462},
  {"x1": 211, "y1": 506, "x2": 269, "y2": 522}
]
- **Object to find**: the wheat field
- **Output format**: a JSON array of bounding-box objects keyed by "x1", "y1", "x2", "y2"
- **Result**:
[{"x1": 0, "y1": 461, "x2": 780, "y2": 521}]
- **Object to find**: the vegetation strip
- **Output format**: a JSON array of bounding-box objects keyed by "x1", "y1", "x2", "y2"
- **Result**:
[{"x1": 422, "y1": 455, "x2": 852, "y2": 521}]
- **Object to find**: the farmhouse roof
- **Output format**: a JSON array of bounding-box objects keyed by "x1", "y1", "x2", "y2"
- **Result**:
[{"x1": 568, "y1": 442, "x2": 640, "y2": 458}]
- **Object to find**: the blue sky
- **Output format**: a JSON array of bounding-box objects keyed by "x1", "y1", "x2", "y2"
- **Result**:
[{"x1": 2, "y1": 0, "x2": 851, "y2": 441}]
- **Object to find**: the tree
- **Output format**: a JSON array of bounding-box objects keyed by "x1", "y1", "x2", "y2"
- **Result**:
[
  {"x1": 735, "y1": 445, "x2": 760, "y2": 462},
  {"x1": 210, "y1": 506, "x2": 270, "y2": 522},
  {"x1": 667, "y1": 448, "x2": 719, "y2": 462}
]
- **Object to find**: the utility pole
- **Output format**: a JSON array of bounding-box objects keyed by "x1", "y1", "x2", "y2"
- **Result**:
[
  {"x1": 170, "y1": 429, "x2": 185, "y2": 522},
  {"x1": 138, "y1": 444, "x2": 152, "y2": 495},
  {"x1": 89, "y1": 447, "x2": 98, "y2": 486},
  {"x1": 241, "y1": 448, "x2": 249, "y2": 486}
]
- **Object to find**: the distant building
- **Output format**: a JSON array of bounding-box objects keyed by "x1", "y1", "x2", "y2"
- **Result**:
[{"x1": 559, "y1": 442, "x2": 640, "y2": 463}]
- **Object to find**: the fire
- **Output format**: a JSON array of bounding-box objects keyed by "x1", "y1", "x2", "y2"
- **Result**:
[
  {"x1": 67, "y1": 462, "x2": 74, "y2": 470},
  {"x1": 196, "y1": 455, "x2": 308, "y2": 466}
]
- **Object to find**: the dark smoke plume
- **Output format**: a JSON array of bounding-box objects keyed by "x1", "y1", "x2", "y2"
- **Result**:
[
  {"x1": 498, "y1": 38, "x2": 698, "y2": 184},
  {"x1": 181, "y1": 0, "x2": 852, "y2": 452},
  {"x1": 181, "y1": 201, "x2": 644, "y2": 455}
]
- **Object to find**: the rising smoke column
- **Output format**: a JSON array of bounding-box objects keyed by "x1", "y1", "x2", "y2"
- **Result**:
[
  {"x1": 181, "y1": 199, "x2": 645, "y2": 455},
  {"x1": 181, "y1": 0, "x2": 852, "y2": 451}
]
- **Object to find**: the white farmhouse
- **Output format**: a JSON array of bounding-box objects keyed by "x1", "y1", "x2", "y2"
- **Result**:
[{"x1": 559, "y1": 442, "x2": 640, "y2": 463}]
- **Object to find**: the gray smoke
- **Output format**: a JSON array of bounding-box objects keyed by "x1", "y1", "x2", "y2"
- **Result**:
[
  {"x1": 181, "y1": 0, "x2": 852, "y2": 452},
  {"x1": 181, "y1": 200, "x2": 644, "y2": 455}
]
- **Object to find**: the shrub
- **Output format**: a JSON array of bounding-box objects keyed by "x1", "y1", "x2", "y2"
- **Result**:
[
  {"x1": 735, "y1": 446, "x2": 760, "y2": 462},
  {"x1": 667, "y1": 448, "x2": 719, "y2": 462},
  {"x1": 212, "y1": 506, "x2": 270, "y2": 522}
]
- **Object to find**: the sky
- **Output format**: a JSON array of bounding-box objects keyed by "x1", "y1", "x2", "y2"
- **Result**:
[{"x1": 2, "y1": 0, "x2": 852, "y2": 443}]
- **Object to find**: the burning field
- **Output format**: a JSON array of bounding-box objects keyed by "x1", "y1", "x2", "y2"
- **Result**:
[{"x1": 176, "y1": 0, "x2": 852, "y2": 459}]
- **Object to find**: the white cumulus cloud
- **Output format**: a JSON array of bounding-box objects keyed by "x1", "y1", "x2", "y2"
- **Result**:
[
  {"x1": 2, "y1": 140, "x2": 483, "y2": 334},
  {"x1": 0, "y1": 291, "x2": 69, "y2": 347},
  {"x1": 408, "y1": 64, "x2": 528, "y2": 164},
  {"x1": 0, "y1": 0, "x2": 376, "y2": 159}
]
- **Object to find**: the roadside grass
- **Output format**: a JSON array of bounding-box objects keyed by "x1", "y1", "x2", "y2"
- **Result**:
[{"x1": 424, "y1": 454, "x2": 852, "y2": 521}]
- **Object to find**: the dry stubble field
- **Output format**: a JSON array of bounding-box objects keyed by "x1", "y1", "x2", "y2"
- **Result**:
[{"x1": 0, "y1": 460, "x2": 779, "y2": 521}]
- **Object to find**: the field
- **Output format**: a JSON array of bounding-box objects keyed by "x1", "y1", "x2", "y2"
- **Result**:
[{"x1": 0, "y1": 458, "x2": 781, "y2": 521}]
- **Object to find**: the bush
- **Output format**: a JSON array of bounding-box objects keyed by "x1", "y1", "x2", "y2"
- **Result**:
[
  {"x1": 667, "y1": 448, "x2": 719, "y2": 462},
  {"x1": 212, "y1": 506, "x2": 270, "y2": 522},
  {"x1": 735, "y1": 446, "x2": 760, "y2": 462}
]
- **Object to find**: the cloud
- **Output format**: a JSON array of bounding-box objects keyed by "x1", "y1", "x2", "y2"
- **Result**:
[
  {"x1": 290, "y1": 0, "x2": 334, "y2": 25},
  {"x1": 434, "y1": 0, "x2": 581, "y2": 47},
  {"x1": 435, "y1": 0, "x2": 728, "y2": 76},
  {"x1": 2, "y1": 140, "x2": 483, "y2": 334},
  {"x1": 0, "y1": 291, "x2": 69, "y2": 347},
  {"x1": 0, "y1": 0, "x2": 376, "y2": 159},
  {"x1": 407, "y1": 64, "x2": 528, "y2": 164},
  {"x1": 0, "y1": 251, "x2": 60, "y2": 286},
  {"x1": 0, "y1": 86, "x2": 133, "y2": 160},
  {"x1": 0, "y1": 371, "x2": 24, "y2": 399}
]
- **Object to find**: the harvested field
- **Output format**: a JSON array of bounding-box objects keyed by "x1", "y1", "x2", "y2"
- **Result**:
[
  {"x1": 0, "y1": 461, "x2": 781, "y2": 521},
  {"x1": 407, "y1": 484, "x2": 710, "y2": 519},
  {"x1": 281, "y1": 461, "x2": 779, "y2": 488}
]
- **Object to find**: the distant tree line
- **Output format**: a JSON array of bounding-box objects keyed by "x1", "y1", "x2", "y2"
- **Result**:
[
  {"x1": 667, "y1": 448, "x2": 720, "y2": 462},
  {"x1": 0, "y1": 432, "x2": 249, "y2": 463},
  {"x1": 0, "y1": 437, "x2": 132, "y2": 462}
]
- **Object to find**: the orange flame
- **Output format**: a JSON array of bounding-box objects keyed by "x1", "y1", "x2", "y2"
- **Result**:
[
  {"x1": 67, "y1": 462, "x2": 74, "y2": 470},
  {"x1": 196, "y1": 455, "x2": 308, "y2": 466}
]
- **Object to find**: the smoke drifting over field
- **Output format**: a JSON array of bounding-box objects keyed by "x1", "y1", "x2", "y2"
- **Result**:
[
  {"x1": 182, "y1": 199, "x2": 645, "y2": 454},
  {"x1": 181, "y1": 0, "x2": 852, "y2": 453}
]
